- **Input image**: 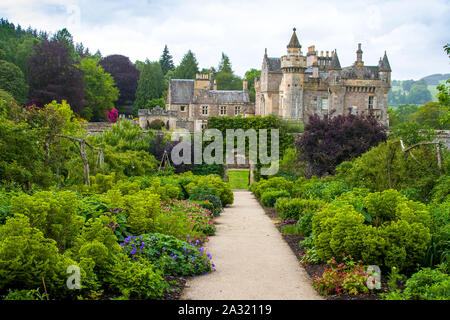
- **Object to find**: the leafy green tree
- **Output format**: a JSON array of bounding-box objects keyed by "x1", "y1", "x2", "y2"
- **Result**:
[
  {"x1": 78, "y1": 57, "x2": 119, "y2": 121},
  {"x1": 215, "y1": 52, "x2": 242, "y2": 90},
  {"x1": 245, "y1": 68, "x2": 261, "y2": 102},
  {"x1": 0, "y1": 59, "x2": 28, "y2": 104},
  {"x1": 389, "y1": 104, "x2": 418, "y2": 127},
  {"x1": 172, "y1": 50, "x2": 199, "y2": 79},
  {"x1": 410, "y1": 102, "x2": 448, "y2": 129},
  {"x1": 159, "y1": 45, "x2": 175, "y2": 75},
  {"x1": 407, "y1": 84, "x2": 432, "y2": 105},
  {"x1": 134, "y1": 60, "x2": 166, "y2": 112},
  {"x1": 218, "y1": 52, "x2": 232, "y2": 74}
]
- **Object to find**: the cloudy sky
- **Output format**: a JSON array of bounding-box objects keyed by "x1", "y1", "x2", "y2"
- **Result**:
[{"x1": 1, "y1": 0, "x2": 449, "y2": 80}]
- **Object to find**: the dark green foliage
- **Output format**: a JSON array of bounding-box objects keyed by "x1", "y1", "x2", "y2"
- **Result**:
[
  {"x1": 133, "y1": 61, "x2": 166, "y2": 112},
  {"x1": 188, "y1": 185, "x2": 223, "y2": 216},
  {"x1": 172, "y1": 50, "x2": 199, "y2": 79},
  {"x1": 159, "y1": 45, "x2": 175, "y2": 75}
]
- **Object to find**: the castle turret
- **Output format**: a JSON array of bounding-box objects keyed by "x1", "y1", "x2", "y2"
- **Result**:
[
  {"x1": 355, "y1": 43, "x2": 364, "y2": 68},
  {"x1": 280, "y1": 28, "x2": 306, "y2": 120}
]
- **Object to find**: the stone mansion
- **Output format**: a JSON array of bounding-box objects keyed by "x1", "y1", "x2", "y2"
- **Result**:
[
  {"x1": 255, "y1": 28, "x2": 391, "y2": 126},
  {"x1": 138, "y1": 28, "x2": 391, "y2": 130}
]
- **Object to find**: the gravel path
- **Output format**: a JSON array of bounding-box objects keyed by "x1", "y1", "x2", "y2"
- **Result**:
[{"x1": 181, "y1": 191, "x2": 322, "y2": 300}]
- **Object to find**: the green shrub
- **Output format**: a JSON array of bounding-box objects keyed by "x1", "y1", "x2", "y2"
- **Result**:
[
  {"x1": 188, "y1": 185, "x2": 223, "y2": 216},
  {"x1": 383, "y1": 267, "x2": 450, "y2": 300},
  {"x1": 296, "y1": 213, "x2": 313, "y2": 236},
  {"x1": 121, "y1": 233, "x2": 212, "y2": 276},
  {"x1": 424, "y1": 202, "x2": 449, "y2": 268},
  {"x1": 0, "y1": 215, "x2": 92, "y2": 298},
  {"x1": 10, "y1": 191, "x2": 84, "y2": 250},
  {"x1": 105, "y1": 256, "x2": 166, "y2": 300},
  {"x1": 120, "y1": 190, "x2": 161, "y2": 234},
  {"x1": 261, "y1": 190, "x2": 290, "y2": 207},
  {"x1": 275, "y1": 197, "x2": 326, "y2": 220},
  {"x1": 312, "y1": 189, "x2": 432, "y2": 271},
  {"x1": 185, "y1": 175, "x2": 233, "y2": 206},
  {"x1": 3, "y1": 288, "x2": 48, "y2": 300},
  {"x1": 251, "y1": 176, "x2": 293, "y2": 199}
]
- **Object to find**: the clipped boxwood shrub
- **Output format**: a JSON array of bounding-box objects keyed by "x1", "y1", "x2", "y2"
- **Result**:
[
  {"x1": 312, "y1": 189, "x2": 432, "y2": 271},
  {"x1": 261, "y1": 190, "x2": 290, "y2": 207}
]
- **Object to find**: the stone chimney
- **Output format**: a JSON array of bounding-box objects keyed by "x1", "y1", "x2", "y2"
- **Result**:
[{"x1": 243, "y1": 78, "x2": 248, "y2": 91}]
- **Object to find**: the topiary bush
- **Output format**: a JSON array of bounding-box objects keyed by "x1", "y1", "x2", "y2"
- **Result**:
[
  {"x1": 312, "y1": 189, "x2": 432, "y2": 271},
  {"x1": 261, "y1": 190, "x2": 290, "y2": 207}
]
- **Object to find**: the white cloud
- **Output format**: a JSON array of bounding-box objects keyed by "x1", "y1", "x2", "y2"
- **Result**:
[{"x1": 1, "y1": 0, "x2": 449, "y2": 79}]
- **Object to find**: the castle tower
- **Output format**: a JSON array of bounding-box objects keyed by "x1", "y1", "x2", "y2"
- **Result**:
[
  {"x1": 280, "y1": 28, "x2": 306, "y2": 119},
  {"x1": 355, "y1": 43, "x2": 364, "y2": 68}
]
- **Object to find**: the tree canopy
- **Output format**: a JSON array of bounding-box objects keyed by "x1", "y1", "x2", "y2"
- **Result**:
[
  {"x1": 159, "y1": 45, "x2": 175, "y2": 75},
  {"x1": 0, "y1": 59, "x2": 28, "y2": 104},
  {"x1": 78, "y1": 57, "x2": 119, "y2": 121},
  {"x1": 172, "y1": 50, "x2": 199, "y2": 79},
  {"x1": 133, "y1": 60, "x2": 166, "y2": 114},
  {"x1": 99, "y1": 55, "x2": 140, "y2": 107},
  {"x1": 28, "y1": 39, "x2": 85, "y2": 114}
]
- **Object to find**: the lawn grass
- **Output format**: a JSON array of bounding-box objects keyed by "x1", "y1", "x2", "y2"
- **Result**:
[{"x1": 228, "y1": 170, "x2": 250, "y2": 190}]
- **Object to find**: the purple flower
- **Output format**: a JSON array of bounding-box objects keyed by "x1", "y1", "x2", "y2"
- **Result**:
[{"x1": 130, "y1": 248, "x2": 136, "y2": 255}]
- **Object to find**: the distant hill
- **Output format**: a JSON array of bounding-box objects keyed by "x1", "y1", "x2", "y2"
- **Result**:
[
  {"x1": 419, "y1": 73, "x2": 450, "y2": 85},
  {"x1": 388, "y1": 73, "x2": 450, "y2": 106}
]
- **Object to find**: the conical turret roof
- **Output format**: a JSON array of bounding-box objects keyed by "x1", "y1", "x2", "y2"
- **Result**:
[
  {"x1": 329, "y1": 50, "x2": 342, "y2": 70},
  {"x1": 287, "y1": 28, "x2": 301, "y2": 48},
  {"x1": 380, "y1": 51, "x2": 391, "y2": 72}
]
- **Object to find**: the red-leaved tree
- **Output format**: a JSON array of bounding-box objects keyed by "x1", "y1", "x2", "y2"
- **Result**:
[
  {"x1": 28, "y1": 39, "x2": 85, "y2": 114},
  {"x1": 99, "y1": 55, "x2": 139, "y2": 106},
  {"x1": 297, "y1": 113, "x2": 387, "y2": 177}
]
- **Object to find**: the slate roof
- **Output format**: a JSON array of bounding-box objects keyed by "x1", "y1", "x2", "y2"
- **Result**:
[
  {"x1": 379, "y1": 52, "x2": 391, "y2": 72},
  {"x1": 210, "y1": 90, "x2": 249, "y2": 103},
  {"x1": 267, "y1": 57, "x2": 282, "y2": 73},
  {"x1": 329, "y1": 51, "x2": 342, "y2": 70},
  {"x1": 340, "y1": 66, "x2": 380, "y2": 79},
  {"x1": 170, "y1": 79, "x2": 194, "y2": 104}
]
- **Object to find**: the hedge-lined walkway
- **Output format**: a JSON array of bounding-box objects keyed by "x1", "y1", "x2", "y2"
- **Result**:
[{"x1": 181, "y1": 191, "x2": 321, "y2": 300}]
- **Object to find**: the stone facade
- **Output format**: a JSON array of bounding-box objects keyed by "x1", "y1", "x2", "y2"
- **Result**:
[
  {"x1": 255, "y1": 29, "x2": 391, "y2": 126},
  {"x1": 139, "y1": 70, "x2": 255, "y2": 131}
]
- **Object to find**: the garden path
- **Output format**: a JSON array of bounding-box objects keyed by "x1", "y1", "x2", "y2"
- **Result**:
[{"x1": 181, "y1": 191, "x2": 322, "y2": 300}]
